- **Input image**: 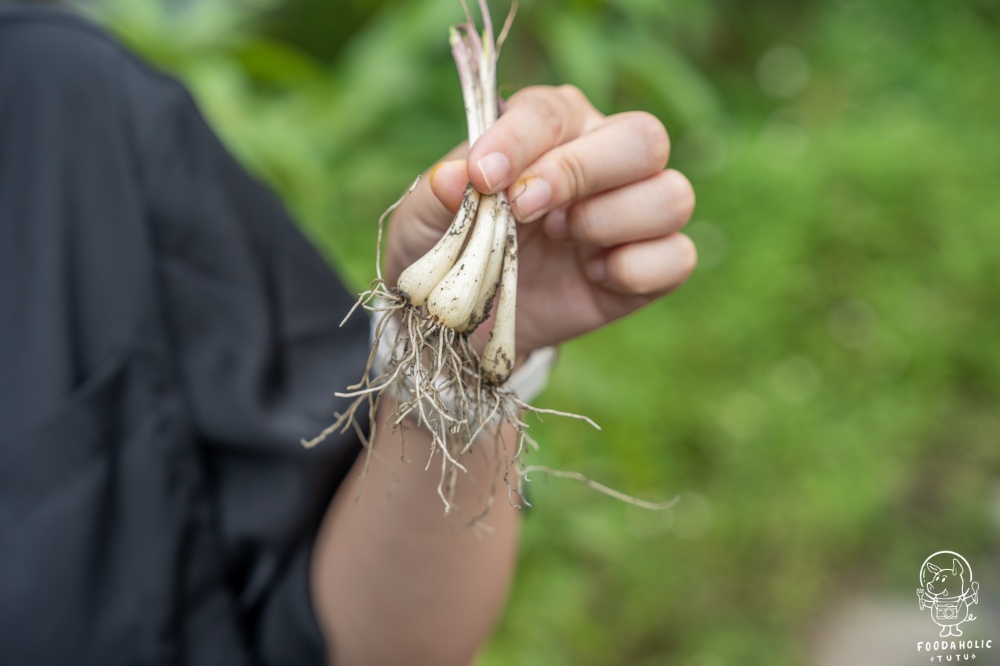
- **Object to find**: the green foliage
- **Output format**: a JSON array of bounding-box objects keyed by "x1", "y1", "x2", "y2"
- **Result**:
[{"x1": 79, "y1": 0, "x2": 1000, "y2": 663}]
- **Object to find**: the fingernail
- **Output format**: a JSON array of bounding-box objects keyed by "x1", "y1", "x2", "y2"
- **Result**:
[
  {"x1": 585, "y1": 256, "x2": 606, "y2": 283},
  {"x1": 429, "y1": 161, "x2": 445, "y2": 189},
  {"x1": 512, "y1": 176, "x2": 552, "y2": 222},
  {"x1": 476, "y1": 152, "x2": 510, "y2": 193}
]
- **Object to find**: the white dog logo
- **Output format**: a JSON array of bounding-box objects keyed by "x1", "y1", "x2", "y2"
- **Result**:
[{"x1": 917, "y1": 551, "x2": 979, "y2": 637}]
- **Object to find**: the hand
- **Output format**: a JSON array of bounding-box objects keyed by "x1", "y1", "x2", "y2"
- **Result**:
[{"x1": 385, "y1": 84, "x2": 696, "y2": 356}]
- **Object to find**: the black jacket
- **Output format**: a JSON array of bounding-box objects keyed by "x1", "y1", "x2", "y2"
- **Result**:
[{"x1": 0, "y1": 6, "x2": 367, "y2": 664}]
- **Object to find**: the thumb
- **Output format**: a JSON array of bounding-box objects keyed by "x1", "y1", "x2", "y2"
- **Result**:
[
  {"x1": 429, "y1": 159, "x2": 469, "y2": 215},
  {"x1": 385, "y1": 158, "x2": 469, "y2": 285}
]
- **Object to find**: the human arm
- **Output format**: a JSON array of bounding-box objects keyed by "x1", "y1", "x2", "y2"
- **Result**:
[{"x1": 309, "y1": 84, "x2": 697, "y2": 666}]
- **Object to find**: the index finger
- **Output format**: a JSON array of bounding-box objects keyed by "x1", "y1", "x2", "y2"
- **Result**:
[{"x1": 467, "y1": 85, "x2": 603, "y2": 195}]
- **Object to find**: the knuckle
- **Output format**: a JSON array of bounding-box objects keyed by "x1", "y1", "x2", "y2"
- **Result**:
[
  {"x1": 503, "y1": 86, "x2": 565, "y2": 149},
  {"x1": 517, "y1": 88, "x2": 567, "y2": 143},
  {"x1": 606, "y1": 250, "x2": 654, "y2": 294},
  {"x1": 529, "y1": 97, "x2": 565, "y2": 146},
  {"x1": 545, "y1": 103, "x2": 568, "y2": 145},
  {"x1": 569, "y1": 201, "x2": 605, "y2": 245},
  {"x1": 558, "y1": 150, "x2": 592, "y2": 201},
  {"x1": 557, "y1": 84, "x2": 588, "y2": 109},
  {"x1": 559, "y1": 84, "x2": 605, "y2": 126},
  {"x1": 507, "y1": 84, "x2": 548, "y2": 106}
]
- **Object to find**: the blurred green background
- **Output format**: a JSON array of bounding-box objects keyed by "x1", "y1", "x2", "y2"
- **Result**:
[{"x1": 76, "y1": 0, "x2": 1000, "y2": 663}]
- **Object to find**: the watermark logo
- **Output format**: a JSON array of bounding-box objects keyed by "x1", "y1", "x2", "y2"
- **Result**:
[
  {"x1": 917, "y1": 551, "x2": 979, "y2": 637},
  {"x1": 914, "y1": 551, "x2": 992, "y2": 663}
]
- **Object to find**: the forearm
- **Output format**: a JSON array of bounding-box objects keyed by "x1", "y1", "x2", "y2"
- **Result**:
[{"x1": 310, "y1": 402, "x2": 521, "y2": 666}]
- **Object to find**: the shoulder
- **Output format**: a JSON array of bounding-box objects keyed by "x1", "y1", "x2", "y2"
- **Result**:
[
  {"x1": 0, "y1": 6, "x2": 136, "y2": 88},
  {"x1": 0, "y1": 5, "x2": 200, "y2": 161}
]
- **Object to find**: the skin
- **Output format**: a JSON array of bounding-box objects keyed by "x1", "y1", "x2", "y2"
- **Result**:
[{"x1": 311, "y1": 84, "x2": 696, "y2": 666}]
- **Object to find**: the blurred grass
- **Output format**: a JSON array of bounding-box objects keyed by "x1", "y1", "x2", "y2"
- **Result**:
[{"x1": 79, "y1": 0, "x2": 1000, "y2": 663}]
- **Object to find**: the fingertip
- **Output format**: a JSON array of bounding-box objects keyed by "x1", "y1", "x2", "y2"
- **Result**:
[
  {"x1": 429, "y1": 159, "x2": 468, "y2": 212},
  {"x1": 665, "y1": 168, "x2": 697, "y2": 223},
  {"x1": 509, "y1": 175, "x2": 552, "y2": 223},
  {"x1": 600, "y1": 232, "x2": 699, "y2": 295},
  {"x1": 674, "y1": 232, "x2": 699, "y2": 278}
]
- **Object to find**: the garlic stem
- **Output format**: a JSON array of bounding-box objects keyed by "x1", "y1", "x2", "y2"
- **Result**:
[
  {"x1": 450, "y1": 26, "x2": 487, "y2": 146},
  {"x1": 396, "y1": 22, "x2": 493, "y2": 306},
  {"x1": 481, "y1": 215, "x2": 517, "y2": 385},
  {"x1": 398, "y1": 5, "x2": 507, "y2": 327}
]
